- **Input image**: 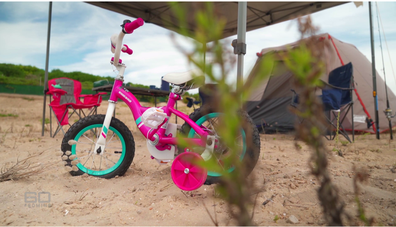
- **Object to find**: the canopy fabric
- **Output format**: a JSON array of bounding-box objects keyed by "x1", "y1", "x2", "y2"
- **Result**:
[{"x1": 88, "y1": 2, "x2": 346, "y2": 40}]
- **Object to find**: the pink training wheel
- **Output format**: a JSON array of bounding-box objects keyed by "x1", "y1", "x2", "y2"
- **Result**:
[{"x1": 171, "y1": 152, "x2": 207, "y2": 191}]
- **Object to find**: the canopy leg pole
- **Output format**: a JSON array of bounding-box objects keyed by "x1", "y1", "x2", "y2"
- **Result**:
[
  {"x1": 236, "y1": 2, "x2": 247, "y2": 91},
  {"x1": 42, "y1": 1, "x2": 52, "y2": 136},
  {"x1": 369, "y1": 2, "x2": 380, "y2": 139}
]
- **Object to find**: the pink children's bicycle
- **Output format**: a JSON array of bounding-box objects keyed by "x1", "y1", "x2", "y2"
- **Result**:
[{"x1": 61, "y1": 18, "x2": 260, "y2": 191}]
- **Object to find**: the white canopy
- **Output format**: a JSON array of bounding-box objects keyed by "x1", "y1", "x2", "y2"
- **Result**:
[{"x1": 88, "y1": 2, "x2": 345, "y2": 40}]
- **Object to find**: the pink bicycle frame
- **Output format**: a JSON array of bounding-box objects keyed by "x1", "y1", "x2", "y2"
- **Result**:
[
  {"x1": 94, "y1": 20, "x2": 209, "y2": 154},
  {"x1": 108, "y1": 79, "x2": 209, "y2": 148}
]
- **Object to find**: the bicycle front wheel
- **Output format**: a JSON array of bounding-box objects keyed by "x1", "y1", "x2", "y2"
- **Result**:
[{"x1": 61, "y1": 115, "x2": 135, "y2": 179}]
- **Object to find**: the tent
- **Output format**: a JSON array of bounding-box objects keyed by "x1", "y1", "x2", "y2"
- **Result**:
[{"x1": 245, "y1": 33, "x2": 396, "y2": 133}]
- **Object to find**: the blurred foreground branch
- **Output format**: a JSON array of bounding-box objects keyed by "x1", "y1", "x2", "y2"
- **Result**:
[{"x1": 284, "y1": 16, "x2": 345, "y2": 225}]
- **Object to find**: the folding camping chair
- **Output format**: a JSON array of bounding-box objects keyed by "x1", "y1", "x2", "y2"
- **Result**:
[
  {"x1": 46, "y1": 77, "x2": 106, "y2": 137},
  {"x1": 320, "y1": 62, "x2": 354, "y2": 142},
  {"x1": 291, "y1": 62, "x2": 354, "y2": 142}
]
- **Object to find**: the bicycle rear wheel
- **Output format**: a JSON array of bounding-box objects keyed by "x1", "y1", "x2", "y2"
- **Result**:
[{"x1": 180, "y1": 108, "x2": 260, "y2": 185}]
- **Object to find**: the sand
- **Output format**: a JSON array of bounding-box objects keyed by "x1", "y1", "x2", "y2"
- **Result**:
[{"x1": 0, "y1": 93, "x2": 395, "y2": 226}]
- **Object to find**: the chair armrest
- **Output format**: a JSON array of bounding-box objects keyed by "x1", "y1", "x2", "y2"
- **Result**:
[
  {"x1": 47, "y1": 88, "x2": 67, "y2": 95},
  {"x1": 80, "y1": 92, "x2": 107, "y2": 97},
  {"x1": 320, "y1": 80, "x2": 354, "y2": 91}
]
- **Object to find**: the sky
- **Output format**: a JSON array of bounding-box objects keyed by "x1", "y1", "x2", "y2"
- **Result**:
[{"x1": 0, "y1": 1, "x2": 396, "y2": 95}]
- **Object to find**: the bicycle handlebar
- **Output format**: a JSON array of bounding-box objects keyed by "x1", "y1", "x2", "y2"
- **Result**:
[
  {"x1": 112, "y1": 18, "x2": 144, "y2": 66},
  {"x1": 122, "y1": 44, "x2": 133, "y2": 55},
  {"x1": 123, "y1": 18, "x2": 144, "y2": 34},
  {"x1": 111, "y1": 40, "x2": 133, "y2": 55}
]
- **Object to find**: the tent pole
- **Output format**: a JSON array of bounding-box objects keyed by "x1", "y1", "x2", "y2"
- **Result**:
[
  {"x1": 369, "y1": 2, "x2": 380, "y2": 139},
  {"x1": 41, "y1": 1, "x2": 52, "y2": 136},
  {"x1": 236, "y1": 2, "x2": 247, "y2": 90}
]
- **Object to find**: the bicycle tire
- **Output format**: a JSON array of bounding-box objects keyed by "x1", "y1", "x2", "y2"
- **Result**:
[
  {"x1": 180, "y1": 108, "x2": 260, "y2": 185},
  {"x1": 61, "y1": 114, "x2": 135, "y2": 179}
]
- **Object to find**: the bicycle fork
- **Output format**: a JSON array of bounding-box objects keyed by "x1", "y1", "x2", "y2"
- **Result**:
[{"x1": 94, "y1": 101, "x2": 116, "y2": 155}]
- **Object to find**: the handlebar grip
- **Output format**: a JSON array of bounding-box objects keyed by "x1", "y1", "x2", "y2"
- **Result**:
[
  {"x1": 124, "y1": 18, "x2": 144, "y2": 34},
  {"x1": 122, "y1": 44, "x2": 133, "y2": 55}
]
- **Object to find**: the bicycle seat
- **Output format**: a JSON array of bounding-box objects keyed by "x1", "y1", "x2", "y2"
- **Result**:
[{"x1": 162, "y1": 70, "x2": 205, "y2": 89}]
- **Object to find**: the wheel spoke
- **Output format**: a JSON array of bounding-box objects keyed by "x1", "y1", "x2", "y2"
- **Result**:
[
  {"x1": 77, "y1": 154, "x2": 90, "y2": 159},
  {"x1": 204, "y1": 117, "x2": 231, "y2": 171},
  {"x1": 74, "y1": 149, "x2": 91, "y2": 154},
  {"x1": 82, "y1": 152, "x2": 94, "y2": 167},
  {"x1": 104, "y1": 155, "x2": 110, "y2": 169},
  {"x1": 105, "y1": 146, "x2": 123, "y2": 150},
  {"x1": 86, "y1": 128, "x2": 97, "y2": 141},
  {"x1": 208, "y1": 118, "x2": 219, "y2": 128},
  {"x1": 235, "y1": 143, "x2": 243, "y2": 149},
  {"x1": 217, "y1": 158, "x2": 226, "y2": 171},
  {"x1": 206, "y1": 119, "x2": 219, "y2": 137},
  {"x1": 91, "y1": 129, "x2": 96, "y2": 144},
  {"x1": 75, "y1": 141, "x2": 94, "y2": 146},
  {"x1": 102, "y1": 155, "x2": 116, "y2": 164},
  {"x1": 82, "y1": 134, "x2": 95, "y2": 144},
  {"x1": 105, "y1": 152, "x2": 122, "y2": 157},
  {"x1": 99, "y1": 155, "x2": 103, "y2": 171},
  {"x1": 91, "y1": 154, "x2": 96, "y2": 170},
  {"x1": 106, "y1": 132, "x2": 117, "y2": 146}
]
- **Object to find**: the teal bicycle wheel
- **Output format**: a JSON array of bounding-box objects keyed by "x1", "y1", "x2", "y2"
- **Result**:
[
  {"x1": 61, "y1": 115, "x2": 135, "y2": 179},
  {"x1": 180, "y1": 108, "x2": 260, "y2": 185}
]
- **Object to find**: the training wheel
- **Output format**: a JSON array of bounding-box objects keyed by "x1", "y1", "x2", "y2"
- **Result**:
[{"x1": 171, "y1": 152, "x2": 207, "y2": 191}]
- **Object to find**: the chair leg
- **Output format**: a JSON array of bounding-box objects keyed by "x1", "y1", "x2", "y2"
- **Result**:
[
  {"x1": 330, "y1": 108, "x2": 352, "y2": 143},
  {"x1": 68, "y1": 107, "x2": 85, "y2": 126},
  {"x1": 50, "y1": 107, "x2": 68, "y2": 138},
  {"x1": 323, "y1": 110, "x2": 343, "y2": 142},
  {"x1": 53, "y1": 124, "x2": 66, "y2": 138},
  {"x1": 323, "y1": 110, "x2": 334, "y2": 141},
  {"x1": 50, "y1": 98, "x2": 52, "y2": 138},
  {"x1": 338, "y1": 125, "x2": 352, "y2": 143},
  {"x1": 85, "y1": 107, "x2": 96, "y2": 117}
]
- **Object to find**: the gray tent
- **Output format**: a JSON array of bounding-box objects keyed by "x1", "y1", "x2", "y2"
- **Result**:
[{"x1": 245, "y1": 33, "x2": 396, "y2": 133}]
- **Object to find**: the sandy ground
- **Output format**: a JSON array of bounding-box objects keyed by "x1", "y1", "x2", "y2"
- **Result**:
[{"x1": 0, "y1": 93, "x2": 395, "y2": 226}]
